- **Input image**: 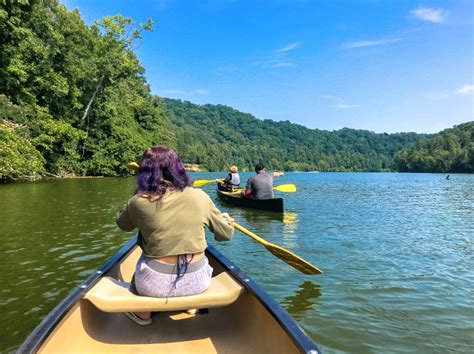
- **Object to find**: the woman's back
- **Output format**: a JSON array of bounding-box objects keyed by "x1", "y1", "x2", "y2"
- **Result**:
[{"x1": 118, "y1": 187, "x2": 233, "y2": 258}]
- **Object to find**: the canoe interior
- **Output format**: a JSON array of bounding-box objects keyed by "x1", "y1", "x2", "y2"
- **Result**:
[
  {"x1": 35, "y1": 244, "x2": 314, "y2": 353},
  {"x1": 216, "y1": 189, "x2": 284, "y2": 213}
]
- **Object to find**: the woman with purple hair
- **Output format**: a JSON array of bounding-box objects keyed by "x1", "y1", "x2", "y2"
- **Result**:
[{"x1": 116, "y1": 145, "x2": 234, "y2": 325}]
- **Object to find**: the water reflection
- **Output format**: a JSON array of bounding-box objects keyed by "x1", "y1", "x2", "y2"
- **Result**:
[
  {"x1": 234, "y1": 209, "x2": 299, "y2": 237},
  {"x1": 282, "y1": 280, "x2": 322, "y2": 321},
  {"x1": 241, "y1": 208, "x2": 284, "y2": 222},
  {"x1": 282, "y1": 212, "x2": 298, "y2": 235},
  {"x1": 3, "y1": 173, "x2": 473, "y2": 353}
]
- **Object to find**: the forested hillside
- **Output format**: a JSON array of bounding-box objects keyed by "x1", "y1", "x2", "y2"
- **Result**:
[
  {"x1": 393, "y1": 122, "x2": 473, "y2": 173},
  {"x1": 0, "y1": 0, "x2": 174, "y2": 180},
  {"x1": 1, "y1": 1, "x2": 470, "y2": 180},
  {"x1": 164, "y1": 98, "x2": 430, "y2": 172}
]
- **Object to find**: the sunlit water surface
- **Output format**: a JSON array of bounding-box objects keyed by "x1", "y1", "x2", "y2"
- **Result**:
[{"x1": 0, "y1": 173, "x2": 472, "y2": 353}]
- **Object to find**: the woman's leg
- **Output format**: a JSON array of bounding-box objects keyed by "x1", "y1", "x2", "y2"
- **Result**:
[{"x1": 127, "y1": 257, "x2": 152, "y2": 322}]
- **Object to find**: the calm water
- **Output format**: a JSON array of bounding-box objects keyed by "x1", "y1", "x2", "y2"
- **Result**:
[{"x1": 1, "y1": 173, "x2": 473, "y2": 353}]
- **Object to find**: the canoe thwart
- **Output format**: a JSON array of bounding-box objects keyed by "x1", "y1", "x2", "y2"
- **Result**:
[{"x1": 84, "y1": 272, "x2": 245, "y2": 313}]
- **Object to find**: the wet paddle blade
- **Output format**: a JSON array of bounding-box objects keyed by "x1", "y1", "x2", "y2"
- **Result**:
[
  {"x1": 265, "y1": 244, "x2": 322, "y2": 275},
  {"x1": 233, "y1": 222, "x2": 322, "y2": 275}
]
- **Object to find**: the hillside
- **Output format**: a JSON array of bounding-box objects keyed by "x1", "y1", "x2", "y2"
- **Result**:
[
  {"x1": 2, "y1": 2, "x2": 469, "y2": 180},
  {"x1": 0, "y1": 1, "x2": 174, "y2": 180},
  {"x1": 393, "y1": 122, "x2": 473, "y2": 173},
  {"x1": 163, "y1": 98, "x2": 431, "y2": 172}
]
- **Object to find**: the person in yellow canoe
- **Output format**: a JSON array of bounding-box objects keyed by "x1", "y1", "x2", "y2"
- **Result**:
[
  {"x1": 116, "y1": 145, "x2": 234, "y2": 325},
  {"x1": 217, "y1": 165, "x2": 240, "y2": 191},
  {"x1": 239, "y1": 162, "x2": 284, "y2": 200}
]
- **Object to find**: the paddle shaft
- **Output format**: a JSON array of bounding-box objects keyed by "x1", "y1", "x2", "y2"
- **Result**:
[
  {"x1": 126, "y1": 162, "x2": 317, "y2": 273},
  {"x1": 234, "y1": 222, "x2": 270, "y2": 246}
]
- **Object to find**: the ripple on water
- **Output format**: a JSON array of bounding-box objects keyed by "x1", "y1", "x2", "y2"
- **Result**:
[{"x1": 1, "y1": 173, "x2": 473, "y2": 353}]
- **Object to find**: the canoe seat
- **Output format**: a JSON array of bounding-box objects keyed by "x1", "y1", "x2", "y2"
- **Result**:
[{"x1": 84, "y1": 272, "x2": 245, "y2": 313}]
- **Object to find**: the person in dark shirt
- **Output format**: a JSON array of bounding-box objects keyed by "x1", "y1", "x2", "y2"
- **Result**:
[{"x1": 241, "y1": 163, "x2": 284, "y2": 200}]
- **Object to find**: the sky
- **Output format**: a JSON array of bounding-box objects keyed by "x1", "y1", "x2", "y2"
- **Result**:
[{"x1": 63, "y1": 0, "x2": 473, "y2": 134}]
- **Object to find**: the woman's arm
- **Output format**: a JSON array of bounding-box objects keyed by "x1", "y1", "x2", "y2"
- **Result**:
[
  {"x1": 116, "y1": 200, "x2": 136, "y2": 232},
  {"x1": 207, "y1": 198, "x2": 234, "y2": 241}
]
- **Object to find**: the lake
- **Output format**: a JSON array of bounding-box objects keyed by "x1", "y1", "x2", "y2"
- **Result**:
[{"x1": 1, "y1": 172, "x2": 473, "y2": 353}]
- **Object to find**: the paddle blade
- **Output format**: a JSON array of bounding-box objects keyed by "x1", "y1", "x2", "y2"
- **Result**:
[
  {"x1": 127, "y1": 162, "x2": 139, "y2": 171},
  {"x1": 193, "y1": 179, "x2": 224, "y2": 188},
  {"x1": 193, "y1": 180, "x2": 213, "y2": 187},
  {"x1": 233, "y1": 222, "x2": 322, "y2": 275},
  {"x1": 273, "y1": 184, "x2": 297, "y2": 192},
  {"x1": 265, "y1": 244, "x2": 322, "y2": 275}
]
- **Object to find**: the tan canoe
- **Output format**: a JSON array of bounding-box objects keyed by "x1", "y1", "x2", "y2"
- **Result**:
[{"x1": 19, "y1": 236, "x2": 320, "y2": 353}]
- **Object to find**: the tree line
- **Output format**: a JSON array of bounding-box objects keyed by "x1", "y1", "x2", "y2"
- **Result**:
[
  {"x1": 164, "y1": 98, "x2": 433, "y2": 172},
  {"x1": 393, "y1": 122, "x2": 473, "y2": 173},
  {"x1": 0, "y1": 0, "x2": 174, "y2": 180},
  {"x1": 1, "y1": 1, "x2": 472, "y2": 180}
]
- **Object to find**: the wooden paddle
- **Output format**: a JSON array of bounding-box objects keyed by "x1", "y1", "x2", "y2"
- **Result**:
[
  {"x1": 126, "y1": 163, "x2": 318, "y2": 274},
  {"x1": 233, "y1": 222, "x2": 322, "y2": 275},
  {"x1": 127, "y1": 162, "x2": 139, "y2": 171}
]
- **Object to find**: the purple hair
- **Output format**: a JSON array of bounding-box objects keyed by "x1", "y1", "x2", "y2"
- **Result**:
[{"x1": 136, "y1": 146, "x2": 192, "y2": 200}]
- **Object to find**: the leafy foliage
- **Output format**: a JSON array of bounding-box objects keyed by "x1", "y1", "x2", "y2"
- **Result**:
[
  {"x1": 0, "y1": 97, "x2": 44, "y2": 179},
  {"x1": 0, "y1": 0, "x2": 173, "y2": 180},
  {"x1": 393, "y1": 122, "x2": 474, "y2": 173},
  {"x1": 163, "y1": 98, "x2": 432, "y2": 172},
  {"x1": 1, "y1": 1, "x2": 469, "y2": 179}
]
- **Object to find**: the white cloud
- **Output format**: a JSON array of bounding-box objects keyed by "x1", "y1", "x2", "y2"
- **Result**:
[
  {"x1": 343, "y1": 38, "x2": 402, "y2": 49},
  {"x1": 253, "y1": 59, "x2": 295, "y2": 69},
  {"x1": 161, "y1": 89, "x2": 209, "y2": 96},
  {"x1": 456, "y1": 84, "x2": 474, "y2": 95},
  {"x1": 268, "y1": 62, "x2": 294, "y2": 68},
  {"x1": 152, "y1": 0, "x2": 175, "y2": 9},
  {"x1": 334, "y1": 103, "x2": 359, "y2": 109},
  {"x1": 193, "y1": 89, "x2": 209, "y2": 95},
  {"x1": 216, "y1": 66, "x2": 237, "y2": 74},
  {"x1": 274, "y1": 42, "x2": 300, "y2": 53},
  {"x1": 318, "y1": 94, "x2": 344, "y2": 102},
  {"x1": 162, "y1": 90, "x2": 184, "y2": 94},
  {"x1": 411, "y1": 7, "x2": 446, "y2": 23},
  {"x1": 318, "y1": 94, "x2": 358, "y2": 108}
]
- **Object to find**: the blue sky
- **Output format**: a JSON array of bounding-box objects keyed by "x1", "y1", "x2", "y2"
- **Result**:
[{"x1": 63, "y1": 0, "x2": 473, "y2": 133}]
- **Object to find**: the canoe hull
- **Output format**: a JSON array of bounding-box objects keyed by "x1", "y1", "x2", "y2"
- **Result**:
[
  {"x1": 19, "y1": 236, "x2": 319, "y2": 353},
  {"x1": 216, "y1": 189, "x2": 284, "y2": 212}
]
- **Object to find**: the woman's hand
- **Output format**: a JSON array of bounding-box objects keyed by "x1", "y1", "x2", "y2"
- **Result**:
[{"x1": 221, "y1": 212, "x2": 235, "y2": 225}]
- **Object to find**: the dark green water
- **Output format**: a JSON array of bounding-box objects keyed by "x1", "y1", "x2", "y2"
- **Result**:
[{"x1": 1, "y1": 173, "x2": 473, "y2": 353}]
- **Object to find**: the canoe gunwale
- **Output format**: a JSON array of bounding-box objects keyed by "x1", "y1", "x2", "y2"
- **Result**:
[
  {"x1": 206, "y1": 245, "x2": 320, "y2": 354},
  {"x1": 18, "y1": 236, "x2": 320, "y2": 354},
  {"x1": 17, "y1": 236, "x2": 138, "y2": 353}
]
